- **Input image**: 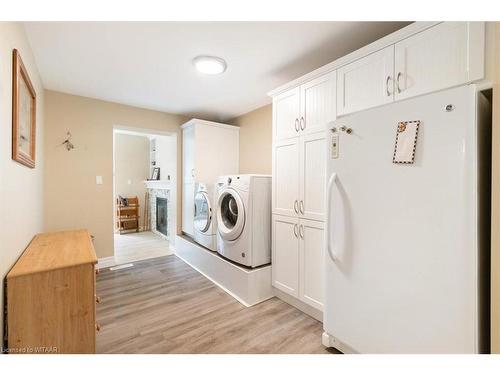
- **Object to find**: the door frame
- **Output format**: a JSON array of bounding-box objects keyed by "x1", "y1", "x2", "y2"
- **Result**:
[{"x1": 112, "y1": 125, "x2": 178, "y2": 261}]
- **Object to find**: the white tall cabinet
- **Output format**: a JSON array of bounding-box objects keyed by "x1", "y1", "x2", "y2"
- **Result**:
[
  {"x1": 182, "y1": 119, "x2": 239, "y2": 236},
  {"x1": 269, "y1": 22, "x2": 486, "y2": 318},
  {"x1": 271, "y1": 71, "x2": 336, "y2": 312}
]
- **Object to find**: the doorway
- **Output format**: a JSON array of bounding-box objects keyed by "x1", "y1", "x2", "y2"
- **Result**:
[{"x1": 104, "y1": 127, "x2": 177, "y2": 268}]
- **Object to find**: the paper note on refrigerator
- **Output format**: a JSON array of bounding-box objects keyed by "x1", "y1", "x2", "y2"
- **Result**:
[{"x1": 393, "y1": 120, "x2": 420, "y2": 164}]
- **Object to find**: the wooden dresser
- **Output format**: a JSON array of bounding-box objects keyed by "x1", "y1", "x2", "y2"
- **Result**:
[{"x1": 6, "y1": 229, "x2": 98, "y2": 354}]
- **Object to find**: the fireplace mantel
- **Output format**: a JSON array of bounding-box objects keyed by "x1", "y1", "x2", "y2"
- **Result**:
[{"x1": 144, "y1": 180, "x2": 171, "y2": 190}]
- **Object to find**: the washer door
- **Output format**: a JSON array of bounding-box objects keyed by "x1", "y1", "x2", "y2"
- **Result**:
[
  {"x1": 194, "y1": 191, "x2": 211, "y2": 233},
  {"x1": 217, "y1": 188, "x2": 245, "y2": 241}
]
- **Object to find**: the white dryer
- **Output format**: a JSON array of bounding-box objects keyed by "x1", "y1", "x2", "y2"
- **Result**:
[
  {"x1": 216, "y1": 175, "x2": 271, "y2": 268},
  {"x1": 193, "y1": 183, "x2": 217, "y2": 251}
]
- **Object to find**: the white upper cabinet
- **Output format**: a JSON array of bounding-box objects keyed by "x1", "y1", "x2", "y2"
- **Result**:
[
  {"x1": 394, "y1": 22, "x2": 485, "y2": 101},
  {"x1": 182, "y1": 120, "x2": 239, "y2": 185},
  {"x1": 300, "y1": 72, "x2": 336, "y2": 135},
  {"x1": 273, "y1": 22, "x2": 485, "y2": 119},
  {"x1": 299, "y1": 131, "x2": 326, "y2": 221},
  {"x1": 273, "y1": 72, "x2": 336, "y2": 141},
  {"x1": 337, "y1": 45, "x2": 395, "y2": 116},
  {"x1": 273, "y1": 87, "x2": 301, "y2": 141}
]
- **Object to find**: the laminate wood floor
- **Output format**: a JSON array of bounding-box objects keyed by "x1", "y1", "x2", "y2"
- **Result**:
[
  {"x1": 99, "y1": 231, "x2": 173, "y2": 269},
  {"x1": 96, "y1": 255, "x2": 337, "y2": 354}
]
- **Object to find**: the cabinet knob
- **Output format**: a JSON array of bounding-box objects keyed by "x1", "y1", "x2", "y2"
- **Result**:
[
  {"x1": 96, "y1": 323, "x2": 101, "y2": 332},
  {"x1": 300, "y1": 117, "x2": 305, "y2": 131},
  {"x1": 294, "y1": 118, "x2": 299, "y2": 132},
  {"x1": 96, "y1": 296, "x2": 101, "y2": 304},
  {"x1": 95, "y1": 268, "x2": 100, "y2": 275},
  {"x1": 293, "y1": 224, "x2": 298, "y2": 238},
  {"x1": 299, "y1": 200, "x2": 304, "y2": 215},
  {"x1": 294, "y1": 200, "x2": 299, "y2": 214}
]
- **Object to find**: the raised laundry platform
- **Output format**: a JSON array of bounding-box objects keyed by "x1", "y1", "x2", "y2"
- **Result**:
[{"x1": 174, "y1": 235, "x2": 273, "y2": 307}]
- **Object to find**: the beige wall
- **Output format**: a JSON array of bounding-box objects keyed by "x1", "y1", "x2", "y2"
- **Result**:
[
  {"x1": 44, "y1": 90, "x2": 188, "y2": 258},
  {"x1": 0, "y1": 22, "x2": 45, "y2": 342},
  {"x1": 114, "y1": 133, "x2": 150, "y2": 228},
  {"x1": 155, "y1": 134, "x2": 177, "y2": 182},
  {"x1": 230, "y1": 104, "x2": 272, "y2": 174}
]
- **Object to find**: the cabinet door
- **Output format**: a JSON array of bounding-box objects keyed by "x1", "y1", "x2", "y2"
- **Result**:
[
  {"x1": 299, "y1": 131, "x2": 326, "y2": 221},
  {"x1": 300, "y1": 72, "x2": 336, "y2": 135},
  {"x1": 394, "y1": 22, "x2": 485, "y2": 101},
  {"x1": 272, "y1": 138, "x2": 300, "y2": 217},
  {"x1": 273, "y1": 87, "x2": 301, "y2": 141},
  {"x1": 272, "y1": 215, "x2": 300, "y2": 297},
  {"x1": 182, "y1": 126, "x2": 195, "y2": 182},
  {"x1": 299, "y1": 219, "x2": 325, "y2": 310},
  {"x1": 337, "y1": 45, "x2": 394, "y2": 116},
  {"x1": 182, "y1": 181, "x2": 195, "y2": 236}
]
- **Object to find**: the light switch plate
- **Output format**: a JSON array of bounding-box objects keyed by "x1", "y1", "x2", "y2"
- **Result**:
[
  {"x1": 331, "y1": 134, "x2": 339, "y2": 159},
  {"x1": 96, "y1": 175, "x2": 103, "y2": 185}
]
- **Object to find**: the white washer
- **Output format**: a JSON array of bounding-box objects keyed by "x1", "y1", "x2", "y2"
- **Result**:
[
  {"x1": 193, "y1": 183, "x2": 217, "y2": 251},
  {"x1": 216, "y1": 175, "x2": 271, "y2": 268}
]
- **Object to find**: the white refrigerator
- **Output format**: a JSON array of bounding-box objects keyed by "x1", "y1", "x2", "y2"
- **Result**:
[{"x1": 323, "y1": 85, "x2": 491, "y2": 353}]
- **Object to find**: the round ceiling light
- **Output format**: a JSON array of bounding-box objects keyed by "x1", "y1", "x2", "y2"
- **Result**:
[{"x1": 193, "y1": 55, "x2": 227, "y2": 75}]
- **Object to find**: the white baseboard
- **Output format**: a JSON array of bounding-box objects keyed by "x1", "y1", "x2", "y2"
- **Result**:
[
  {"x1": 273, "y1": 287, "x2": 323, "y2": 322},
  {"x1": 97, "y1": 256, "x2": 115, "y2": 269},
  {"x1": 322, "y1": 332, "x2": 353, "y2": 353}
]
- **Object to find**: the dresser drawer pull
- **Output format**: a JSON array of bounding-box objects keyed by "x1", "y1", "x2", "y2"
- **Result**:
[
  {"x1": 95, "y1": 296, "x2": 101, "y2": 304},
  {"x1": 96, "y1": 323, "x2": 101, "y2": 332},
  {"x1": 95, "y1": 268, "x2": 100, "y2": 275}
]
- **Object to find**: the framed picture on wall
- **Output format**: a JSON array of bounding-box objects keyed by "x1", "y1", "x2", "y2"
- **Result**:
[
  {"x1": 12, "y1": 49, "x2": 37, "y2": 168},
  {"x1": 151, "y1": 167, "x2": 160, "y2": 180}
]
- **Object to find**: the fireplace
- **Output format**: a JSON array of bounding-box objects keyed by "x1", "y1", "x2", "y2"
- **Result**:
[{"x1": 156, "y1": 197, "x2": 168, "y2": 236}]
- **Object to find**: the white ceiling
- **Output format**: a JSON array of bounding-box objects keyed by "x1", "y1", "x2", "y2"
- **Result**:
[{"x1": 24, "y1": 22, "x2": 410, "y2": 121}]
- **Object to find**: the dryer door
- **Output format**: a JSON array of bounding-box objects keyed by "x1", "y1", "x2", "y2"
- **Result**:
[
  {"x1": 217, "y1": 188, "x2": 245, "y2": 241},
  {"x1": 194, "y1": 191, "x2": 211, "y2": 233}
]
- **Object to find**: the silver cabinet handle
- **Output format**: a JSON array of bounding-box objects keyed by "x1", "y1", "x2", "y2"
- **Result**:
[
  {"x1": 300, "y1": 116, "x2": 305, "y2": 131},
  {"x1": 299, "y1": 200, "x2": 304, "y2": 215},
  {"x1": 386, "y1": 75, "x2": 392, "y2": 97},
  {"x1": 191, "y1": 168, "x2": 195, "y2": 178},
  {"x1": 293, "y1": 224, "x2": 298, "y2": 238},
  {"x1": 396, "y1": 72, "x2": 402, "y2": 94},
  {"x1": 294, "y1": 200, "x2": 299, "y2": 214},
  {"x1": 294, "y1": 118, "x2": 299, "y2": 132},
  {"x1": 299, "y1": 224, "x2": 304, "y2": 239}
]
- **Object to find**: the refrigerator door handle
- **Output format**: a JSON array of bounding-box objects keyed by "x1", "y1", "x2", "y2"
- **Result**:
[{"x1": 326, "y1": 172, "x2": 338, "y2": 262}]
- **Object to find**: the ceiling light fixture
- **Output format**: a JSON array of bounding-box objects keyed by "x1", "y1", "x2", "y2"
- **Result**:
[{"x1": 193, "y1": 55, "x2": 227, "y2": 75}]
